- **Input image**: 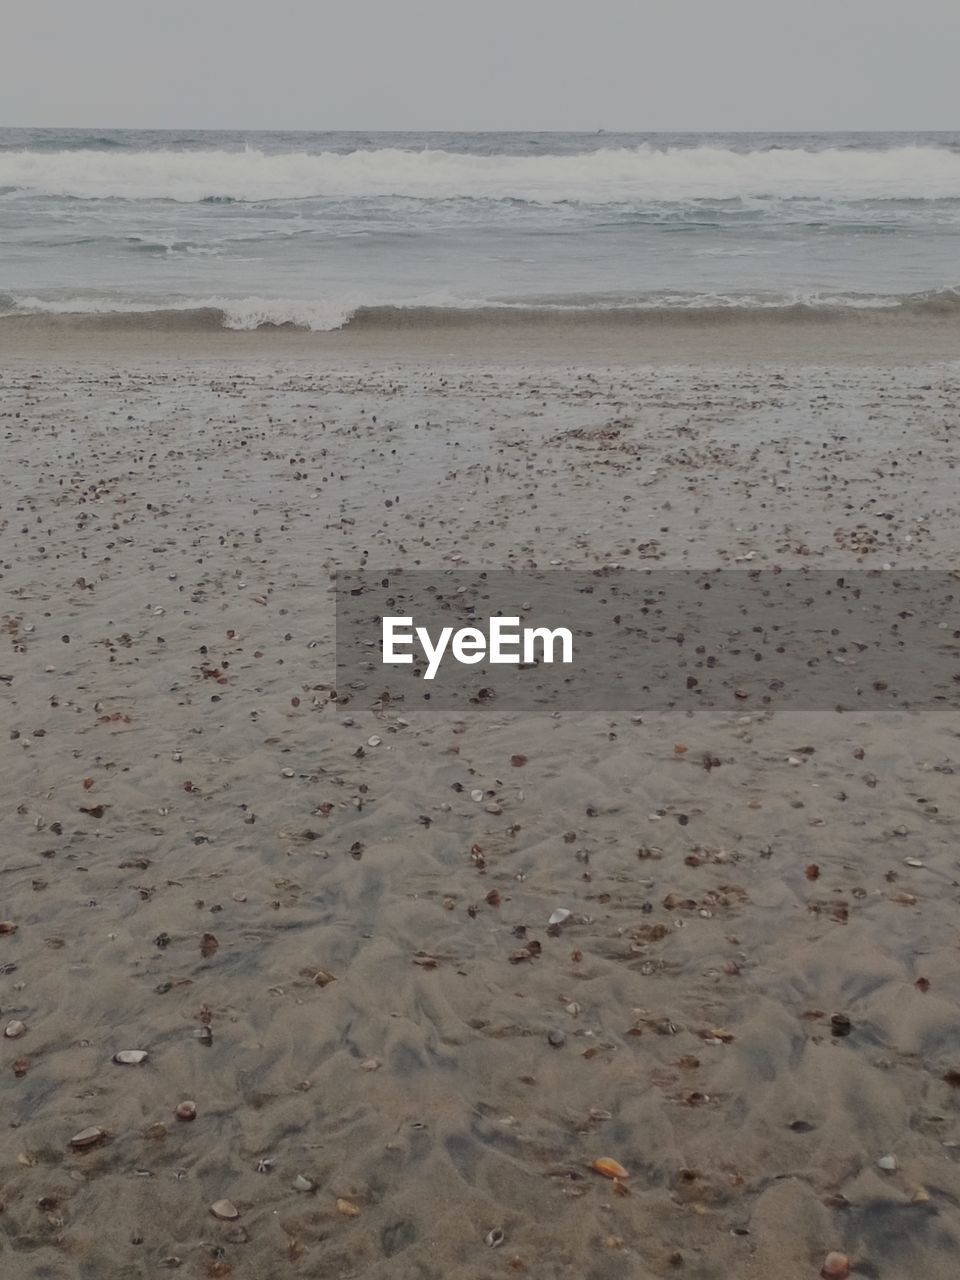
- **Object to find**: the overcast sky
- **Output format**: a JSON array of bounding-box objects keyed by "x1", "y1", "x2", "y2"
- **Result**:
[{"x1": 2, "y1": 0, "x2": 958, "y2": 132}]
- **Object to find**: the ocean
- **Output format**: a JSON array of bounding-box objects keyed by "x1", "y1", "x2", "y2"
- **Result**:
[{"x1": 1, "y1": 128, "x2": 959, "y2": 331}]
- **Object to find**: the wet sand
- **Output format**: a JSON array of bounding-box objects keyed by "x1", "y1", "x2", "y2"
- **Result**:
[{"x1": 2, "y1": 329, "x2": 960, "y2": 1279}]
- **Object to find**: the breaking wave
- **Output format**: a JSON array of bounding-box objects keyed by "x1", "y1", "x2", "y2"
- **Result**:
[
  {"x1": 3, "y1": 144, "x2": 960, "y2": 204},
  {"x1": 2, "y1": 288, "x2": 959, "y2": 333}
]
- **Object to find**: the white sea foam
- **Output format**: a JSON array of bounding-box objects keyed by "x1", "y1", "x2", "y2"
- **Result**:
[{"x1": 3, "y1": 145, "x2": 960, "y2": 203}]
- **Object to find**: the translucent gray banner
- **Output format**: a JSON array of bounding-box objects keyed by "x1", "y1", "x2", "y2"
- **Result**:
[{"x1": 335, "y1": 569, "x2": 960, "y2": 711}]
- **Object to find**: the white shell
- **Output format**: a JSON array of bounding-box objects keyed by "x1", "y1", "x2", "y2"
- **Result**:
[
  {"x1": 210, "y1": 1199, "x2": 240, "y2": 1220},
  {"x1": 548, "y1": 908, "x2": 572, "y2": 926},
  {"x1": 113, "y1": 1050, "x2": 149, "y2": 1065},
  {"x1": 877, "y1": 1154, "x2": 898, "y2": 1172},
  {"x1": 4, "y1": 1020, "x2": 26, "y2": 1039},
  {"x1": 70, "y1": 1126, "x2": 106, "y2": 1148},
  {"x1": 292, "y1": 1174, "x2": 314, "y2": 1192}
]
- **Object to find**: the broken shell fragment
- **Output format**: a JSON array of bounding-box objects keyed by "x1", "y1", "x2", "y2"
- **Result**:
[
  {"x1": 175, "y1": 1100, "x2": 197, "y2": 1121},
  {"x1": 336, "y1": 1197, "x2": 361, "y2": 1217},
  {"x1": 210, "y1": 1199, "x2": 240, "y2": 1220},
  {"x1": 548, "y1": 908, "x2": 572, "y2": 926},
  {"x1": 877, "y1": 1154, "x2": 898, "y2": 1172},
  {"x1": 292, "y1": 1174, "x2": 315, "y2": 1192},
  {"x1": 4, "y1": 1020, "x2": 26, "y2": 1039},
  {"x1": 70, "y1": 1126, "x2": 106, "y2": 1149},
  {"x1": 486, "y1": 1227, "x2": 505, "y2": 1247},
  {"x1": 591, "y1": 1157, "x2": 629, "y2": 1180},
  {"x1": 0, "y1": 921, "x2": 17, "y2": 936},
  {"x1": 821, "y1": 1252, "x2": 850, "y2": 1279},
  {"x1": 113, "y1": 1050, "x2": 149, "y2": 1065}
]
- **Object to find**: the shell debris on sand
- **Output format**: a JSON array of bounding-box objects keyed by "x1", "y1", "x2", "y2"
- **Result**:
[
  {"x1": 113, "y1": 1049, "x2": 149, "y2": 1065},
  {"x1": 821, "y1": 1252, "x2": 850, "y2": 1279},
  {"x1": 210, "y1": 1199, "x2": 240, "y2": 1220},
  {"x1": 70, "y1": 1127, "x2": 107, "y2": 1149},
  {"x1": 591, "y1": 1157, "x2": 629, "y2": 1180}
]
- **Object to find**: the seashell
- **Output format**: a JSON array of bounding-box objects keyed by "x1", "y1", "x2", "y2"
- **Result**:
[
  {"x1": 904, "y1": 857, "x2": 924, "y2": 867},
  {"x1": 877, "y1": 1154, "x2": 898, "y2": 1172},
  {"x1": 113, "y1": 1050, "x2": 148, "y2": 1065},
  {"x1": 591, "y1": 1157, "x2": 629, "y2": 1180},
  {"x1": 175, "y1": 1100, "x2": 197, "y2": 1121},
  {"x1": 281, "y1": 767, "x2": 295, "y2": 778},
  {"x1": 548, "y1": 908, "x2": 572, "y2": 926},
  {"x1": 336, "y1": 1197, "x2": 360, "y2": 1217},
  {"x1": 4, "y1": 1020, "x2": 26, "y2": 1039},
  {"x1": 367, "y1": 735, "x2": 381, "y2": 747},
  {"x1": 485, "y1": 1227, "x2": 505, "y2": 1247},
  {"x1": 821, "y1": 1252, "x2": 850, "y2": 1279},
  {"x1": 70, "y1": 1126, "x2": 106, "y2": 1149},
  {"x1": 0, "y1": 921, "x2": 17, "y2": 935},
  {"x1": 292, "y1": 1174, "x2": 314, "y2": 1192},
  {"x1": 210, "y1": 1199, "x2": 239, "y2": 1220},
  {"x1": 911, "y1": 1187, "x2": 930, "y2": 1204},
  {"x1": 360, "y1": 1058, "x2": 381, "y2": 1071},
  {"x1": 470, "y1": 789, "x2": 484, "y2": 802}
]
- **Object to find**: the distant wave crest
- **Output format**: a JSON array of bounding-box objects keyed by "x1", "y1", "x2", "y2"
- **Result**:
[
  {"x1": 2, "y1": 288, "x2": 959, "y2": 333},
  {"x1": 3, "y1": 144, "x2": 960, "y2": 203}
]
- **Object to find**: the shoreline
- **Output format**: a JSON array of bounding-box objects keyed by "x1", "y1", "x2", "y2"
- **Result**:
[{"x1": 3, "y1": 310, "x2": 960, "y2": 366}]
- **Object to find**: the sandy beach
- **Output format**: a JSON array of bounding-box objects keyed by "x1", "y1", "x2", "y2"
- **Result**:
[{"x1": 2, "y1": 321, "x2": 960, "y2": 1280}]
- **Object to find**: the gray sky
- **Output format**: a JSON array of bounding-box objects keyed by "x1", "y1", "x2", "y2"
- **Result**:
[{"x1": 3, "y1": 0, "x2": 959, "y2": 132}]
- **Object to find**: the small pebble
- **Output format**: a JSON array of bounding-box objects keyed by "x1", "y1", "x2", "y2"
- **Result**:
[
  {"x1": 113, "y1": 1050, "x2": 148, "y2": 1065},
  {"x1": 210, "y1": 1199, "x2": 239, "y2": 1220},
  {"x1": 175, "y1": 1101, "x2": 197, "y2": 1121},
  {"x1": 547, "y1": 1029, "x2": 566, "y2": 1048}
]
